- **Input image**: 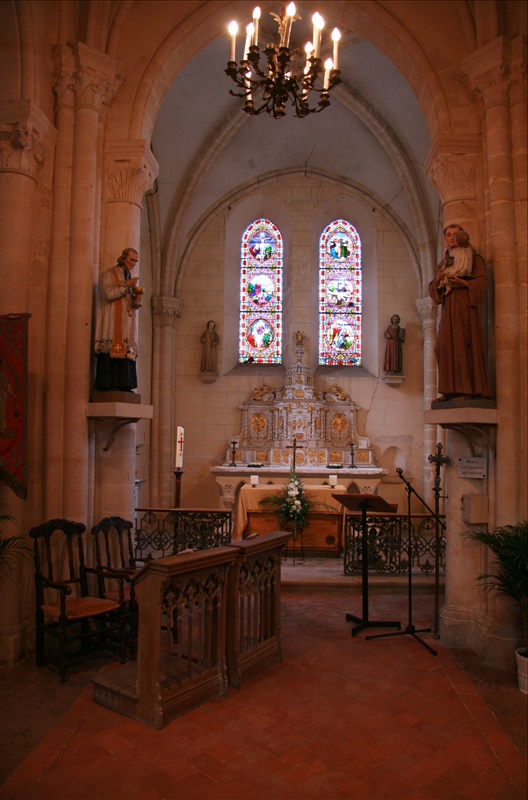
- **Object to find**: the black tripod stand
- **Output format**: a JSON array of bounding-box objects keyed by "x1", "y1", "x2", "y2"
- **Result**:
[{"x1": 365, "y1": 469, "x2": 445, "y2": 656}]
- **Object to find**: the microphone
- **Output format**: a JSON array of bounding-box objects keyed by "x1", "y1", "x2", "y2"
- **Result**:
[{"x1": 396, "y1": 468, "x2": 403, "y2": 476}]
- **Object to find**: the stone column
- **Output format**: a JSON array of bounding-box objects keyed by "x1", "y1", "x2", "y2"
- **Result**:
[
  {"x1": 415, "y1": 297, "x2": 441, "y2": 506},
  {"x1": 424, "y1": 134, "x2": 502, "y2": 662},
  {"x1": 462, "y1": 37, "x2": 523, "y2": 521},
  {"x1": 0, "y1": 101, "x2": 56, "y2": 666},
  {"x1": 88, "y1": 142, "x2": 158, "y2": 522},
  {"x1": 151, "y1": 296, "x2": 183, "y2": 506},
  {"x1": 61, "y1": 43, "x2": 122, "y2": 523},
  {"x1": 44, "y1": 45, "x2": 76, "y2": 518},
  {"x1": 103, "y1": 140, "x2": 159, "y2": 263}
]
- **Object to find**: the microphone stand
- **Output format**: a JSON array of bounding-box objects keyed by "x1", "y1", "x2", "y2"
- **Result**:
[{"x1": 365, "y1": 468, "x2": 445, "y2": 656}]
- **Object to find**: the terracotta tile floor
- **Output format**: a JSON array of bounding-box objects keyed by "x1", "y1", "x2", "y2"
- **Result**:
[{"x1": 1, "y1": 564, "x2": 526, "y2": 799}]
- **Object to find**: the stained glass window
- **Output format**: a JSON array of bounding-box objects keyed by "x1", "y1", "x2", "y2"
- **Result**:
[
  {"x1": 239, "y1": 219, "x2": 283, "y2": 364},
  {"x1": 318, "y1": 219, "x2": 362, "y2": 366}
]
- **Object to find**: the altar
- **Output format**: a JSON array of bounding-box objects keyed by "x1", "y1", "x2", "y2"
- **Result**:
[
  {"x1": 211, "y1": 338, "x2": 387, "y2": 549},
  {"x1": 233, "y1": 484, "x2": 348, "y2": 555}
]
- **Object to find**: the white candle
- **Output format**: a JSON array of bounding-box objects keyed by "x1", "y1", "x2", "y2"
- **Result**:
[
  {"x1": 328, "y1": 474, "x2": 338, "y2": 487},
  {"x1": 331, "y1": 28, "x2": 341, "y2": 71},
  {"x1": 245, "y1": 69, "x2": 252, "y2": 102},
  {"x1": 228, "y1": 21, "x2": 238, "y2": 62},
  {"x1": 285, "y1": 3, "x2": 296, "y2": 48},
  {"x1": 312, "y1": 12, "x2": 324, "y2": 59},
  {"x1": 252, "y1": 6, "x2": 260, "y2": 46},
  {"x1": 175, "y1": 426, "x2": 184, "y2": 469},
  {"x1": 323, "y1": 58, "x2": 333, "y2": 90},
  {"x1": 250, "y1": 474, "x2": 259, "y2": 486},
  {"x1": 244, "y1": 22, "x2": 254, "y2": 59}
]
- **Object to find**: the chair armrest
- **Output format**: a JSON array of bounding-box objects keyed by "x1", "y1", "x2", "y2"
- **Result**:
[
  {"x1": 40, "y1": 575, "x2": 72, "y2": 595},
  {"x1": 86, "y1": 565, "x2": 133, "y2": 582}
]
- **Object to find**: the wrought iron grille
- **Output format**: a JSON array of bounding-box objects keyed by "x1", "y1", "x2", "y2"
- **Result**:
[
  {"x1": 343, "y1": 514, "x2": 445, "y2": 576},
  {"x1": 134, "y1": 508, "x2": 232, "y2": 561}
]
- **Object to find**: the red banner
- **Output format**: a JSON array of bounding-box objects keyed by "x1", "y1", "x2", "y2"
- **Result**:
[{"x1": 0, "y1": 314, "x2": 30, "y2": 499}]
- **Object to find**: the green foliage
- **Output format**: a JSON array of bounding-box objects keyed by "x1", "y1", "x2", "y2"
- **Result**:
[
  {"x1": 259, "y1": 466, "x2": 317, "y2": 538},
  {"x1": 465, "y1": 521, "x2": 528, "y2": 616},
  {"x1": 0, "y1": 513, "x2": 30, "y2": 575}
]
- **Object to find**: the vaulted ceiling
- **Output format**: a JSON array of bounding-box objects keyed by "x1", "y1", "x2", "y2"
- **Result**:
[{"x1": 150, "y1": 5, "x2": 440, "y2": 285}]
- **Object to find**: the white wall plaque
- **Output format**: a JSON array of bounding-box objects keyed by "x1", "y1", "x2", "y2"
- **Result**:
[{"x1": 458, "y1": 457, "x2": 487, "y2": 479}]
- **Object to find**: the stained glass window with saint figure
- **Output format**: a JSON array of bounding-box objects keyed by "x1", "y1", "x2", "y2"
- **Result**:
[
  {"x1": 319, "y1": 219, "x2": 362, "y2": 366},
  {"x1": 239, "y1": 219, "x2": 283, "y2": 364}
]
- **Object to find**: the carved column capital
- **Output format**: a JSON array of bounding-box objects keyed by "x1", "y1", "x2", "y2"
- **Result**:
[
  {"x1": 424, "y1": 138, "x2": 481, "y2": 204},
  {"x1": 52, "y1": 45, "x2": 76, "y2": 110},
  {"x1": 415, "y1": 297, "x2": 437, "y2": 331},
  {"x1": 0, "y1": 100, "x2": 56, "y2": 179},
  {"x1": 509, "y1": 35, "x2": 527, "y2": 106},
  {"x1": 152, "y1": 295, "x2": 183, "y2": 328},
  {"x1": 72, "y1": 42, "x2": 123, "y2": 116},
  {"x1": 462, "y1": 37, "x2": 513, "y2": 110},
  {"x1": 104, "y1": 140, "x2": 159, "y2": 207}
]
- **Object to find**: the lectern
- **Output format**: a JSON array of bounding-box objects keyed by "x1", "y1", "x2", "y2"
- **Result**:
[{"x1": 334, "y1": 494, "x2": 401, "y2": 637}]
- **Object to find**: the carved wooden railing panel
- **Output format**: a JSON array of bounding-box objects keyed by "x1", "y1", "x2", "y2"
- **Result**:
[
  {"x1": 134, "y1": 508, "x2": 232, "y2": 560},
  {"x1": 343, "y1": 513, "x2": 446, "y2": 576},
  {"x1": 226, "y1": 531, "x2": 291, "y2": 688}
]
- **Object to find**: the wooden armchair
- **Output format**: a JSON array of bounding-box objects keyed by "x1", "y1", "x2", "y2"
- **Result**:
[
  {"x1": 30, "y1": 518, "x2": 130, "y2": 682},
  {"x1": 91, "y1": 516, "x2": 139, "y2": 653}
]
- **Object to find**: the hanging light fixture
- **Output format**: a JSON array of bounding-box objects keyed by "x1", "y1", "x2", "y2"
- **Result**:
[{"x1": 225, "y1": 3, "x2": 341, "y2": 119}]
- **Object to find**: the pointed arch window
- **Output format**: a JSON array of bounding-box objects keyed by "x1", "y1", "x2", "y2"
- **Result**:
[
  {"x1": 239, "y1": 218, "x2": 283, "y2": 364},
  {"x1": 318, "y1": 219, "x2": 362, "y2": 366}
]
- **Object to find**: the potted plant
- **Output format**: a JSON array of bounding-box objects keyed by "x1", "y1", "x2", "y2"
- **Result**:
[
  {"x1": 0, "y1": 513, "x2": 30, "y2": 574},
  {"x1": 465, "y1": 521, "x2": 528, "y2": 693}
]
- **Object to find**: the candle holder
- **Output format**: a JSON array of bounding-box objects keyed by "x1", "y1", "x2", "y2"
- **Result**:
[
  {"x1": 349, "y1": 441, "x2": 356, "y2": 468},
  {"x1": 229, "y1": 440, "x2": 238, "y2": 467},
  {"x1": 173, "y1": 469, "x2": 183, "y2": 508}
]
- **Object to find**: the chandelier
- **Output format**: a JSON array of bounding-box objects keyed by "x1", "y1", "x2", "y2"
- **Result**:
[{"x1": 225, "y1": 3, "x2": 341, "y2": 119}]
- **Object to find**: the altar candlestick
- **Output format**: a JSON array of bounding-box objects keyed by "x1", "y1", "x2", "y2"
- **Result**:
[{"x1": 175, "y1": 426, "x2": 184, "y2": 469}]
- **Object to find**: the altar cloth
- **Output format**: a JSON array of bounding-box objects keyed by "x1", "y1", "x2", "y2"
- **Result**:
[{"x1": 233, "y1": 484, "x2": 347, "y2": 540}]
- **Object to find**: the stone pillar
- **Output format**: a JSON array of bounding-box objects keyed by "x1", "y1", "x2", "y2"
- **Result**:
[
  {"x1": 44, "y1": 45, "x2": 76, "y2": 518},
  {"x1": 415, "y1": 297, "x2": 441, "y2": 506},
  {"x1": 88, "y1": 141, "x2": 158, "y2": 521},
  {"x1": 103, "y1": 140, "x2": 159, "y2": 264},
  {"x1": 61, "y1": 43, "x2": 122, "y2": 523},
  {"x1": 462, "y1": 37, "x2": 524, "y2": 521},
  {"x1": 0, "y1": 101, "x2": 56, "y2": 666},
  {"x1": 151, "y1": 296, "x2": 183, "y2": 506},
  {"x1": 438, "y1": 425, "x2": 517, "y2": 669}
]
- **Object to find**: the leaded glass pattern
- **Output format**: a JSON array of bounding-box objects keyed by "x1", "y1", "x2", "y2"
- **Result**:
[
  {"x1": 239, "y1": 219, "x2": 282, "y2": 364},
  {"x1": 319, "y1": 219, "x2": 362, "y2": 366}
]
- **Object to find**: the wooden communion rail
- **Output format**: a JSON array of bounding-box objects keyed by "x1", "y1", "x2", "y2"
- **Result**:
[{"x1": 92, "y1": 531, "x2": 290, "y2": 728}]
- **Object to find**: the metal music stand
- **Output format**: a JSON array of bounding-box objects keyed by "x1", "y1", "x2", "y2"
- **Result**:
[
  {"x1": 364, "y1": 469, "x2": 438, "y2": 656},
  {"x1": 334, "y1": 494, "x2": 401, "y2": 637}
]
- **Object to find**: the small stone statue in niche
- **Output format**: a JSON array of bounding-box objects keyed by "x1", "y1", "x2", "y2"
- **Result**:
[
  {"x1": 383, "y1": 314, "x2": 405, "y2": 373},
  {"x1": 200, "y1": 320, "x2": 220, "y2": 382}
]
